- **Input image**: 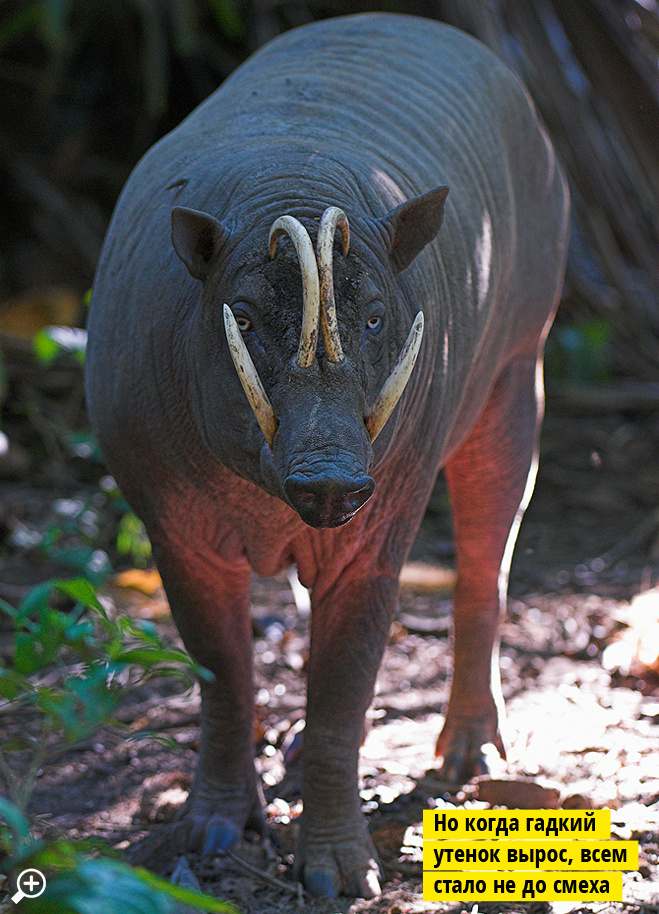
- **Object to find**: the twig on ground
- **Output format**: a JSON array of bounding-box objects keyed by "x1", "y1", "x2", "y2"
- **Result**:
[{"x1": 223, "y1": 849, "x2": 309, "y2": 900}]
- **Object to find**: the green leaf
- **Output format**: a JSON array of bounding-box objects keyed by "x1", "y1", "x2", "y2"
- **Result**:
[
  {"x1": 20, "y1": 836, "x2": 79, "y2": 872},
  {"x1": 127, "y1": 731, "x2": 178, "y2": 749},
  {"x1": 33, "y1": 326, "x2": 87, "y2": 366},
  {"x1": 0, "y1": 797, "x2": 31, "y2": 841},
  {"x1": 18, "y1": 857, "x2": 238, "y2": 913},
  {"x1": 48, "y1": 546, "x2": 112, "y2": 582},
  {"x1": 112, "y1": 647, "x2": 192, "y2": 668},
  {"x1": 0, "y1": 667, "x2": 31, "y2": 701},
  {"x1": 0, "y1": 2, "x2": 41, "y2": 53},
  {"x1": 1, "y1": 735, "x2": 37, "y2": 753},
  {"x1": 134, "y1": 863, "x2": 239, "y2": 912},
  {"x1": 0, "y1": 596, "x2": 19, "y2": 619},
  {"x1": 116, "y1": 513, "x2": 152, "y2": 567},
  {"x1": 55, "y1": 578, "x2": 105, "y2": 615},
  {"x1": 62, "y1": 429, "x2": 103, "y2": 462},
  {"x1": 545, "y1": 318, "x2": 612, "y2": 385},
  {"x1": 14, "y1": 618, "x2": 66, "y2": 674},
  {"x1": 17, "y1": 581, "x2": 57, "y2": 620},
  {"x1": 33, "y1": 687, "x2": 77, "y2": 737},
  {"x1": 33, "y1": 669, "x2": 121, "y2": 743},
  {"x1": 206, "y1": 0, "x2": 246, "y2": 41}
]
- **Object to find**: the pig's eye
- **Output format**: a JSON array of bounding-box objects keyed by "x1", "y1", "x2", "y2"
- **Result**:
[
  {"x1": 365, "y1": 314, "x2": 382, "y2": 333},
  {"x1": 235, "y1": 315, "x2": 252, "y2": 332}
]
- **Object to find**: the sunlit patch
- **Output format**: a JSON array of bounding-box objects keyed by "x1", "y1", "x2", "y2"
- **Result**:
[
  {"x1": 474, "y1": 211, "x2": 493, "y2": 311},
  {"x1": 370, "y1": 168, "x2": 407, "y2": 208}
]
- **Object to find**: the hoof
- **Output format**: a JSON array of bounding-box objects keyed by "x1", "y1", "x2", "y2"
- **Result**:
[
  {"x1": 201, "y1": 815, "x2": 242, "y2": 854},
  {"x1": 437, "y1": 737, "x2": 489, "y2": 783},
  {"x1": 178, "y1": 785, "x2": 266, "y2": 857},
  {"x1": 297, "y1": 826, "x2": 382, "y2": 899},
  {"x1": 302, "y1": 860, "x2": 381, "y2": 899},
  {"x1": 435, "y1": 716, "x2": 506, "y2": 784},
  {"x1": 170, "y1": 856, "x2": 201, "y2": 891},
  {"x1": 303, "y1": 866, "x2": 340, "y2": 898}
]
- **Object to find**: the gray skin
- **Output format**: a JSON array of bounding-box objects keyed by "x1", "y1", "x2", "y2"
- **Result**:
[{"x1": 85, "y1": 13, "x2": 569, "y2": 899}]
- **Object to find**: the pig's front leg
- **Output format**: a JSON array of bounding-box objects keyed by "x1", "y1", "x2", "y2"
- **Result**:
[
  {"x1": 150, "y1": 526, "x2": 264, "y2": 852},
  {"x1": 296, "y1": 573, "x2": 399, "y2": 899}
]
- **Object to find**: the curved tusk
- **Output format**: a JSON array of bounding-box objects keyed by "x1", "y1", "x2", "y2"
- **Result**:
[
  {"x1": 269, "y1": 215, "x2": 320, "y2": 369},
  {"x1": 316, "y1": 206, "x2": 349, "y2": 364},
  {"x1": 223, "y1": 304, "x2": 278, "y2": 447},
  {"x1": 365, "y1": 311, "x2": 425, "y2": 442}
]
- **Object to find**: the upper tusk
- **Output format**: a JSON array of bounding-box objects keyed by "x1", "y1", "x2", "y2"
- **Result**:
[
  {"x1": 223, "y1": 304, "x2": 278, "y2": 447},
  {"x1": 316, "y1": 207, "x2": 349, "y2": 364},
  {"x1": 365, "y1": 311, "x2": 424, "y2": 442},
  {"x1": 269, "y1": 215, "x2": 320, "y2": 369}
]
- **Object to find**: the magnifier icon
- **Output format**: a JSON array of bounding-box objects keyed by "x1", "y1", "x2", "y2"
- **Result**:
[{"x1": 11, "y1": 868, "x2": 46, "y2": 904}]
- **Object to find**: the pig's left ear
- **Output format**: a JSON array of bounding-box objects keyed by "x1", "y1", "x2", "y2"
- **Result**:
[
  {"x1": 379, "y1": 186, "x2": 449, "y2": 274},
  {"x1": 171, "y1": 207, "x2": 230, "y2": 281}
]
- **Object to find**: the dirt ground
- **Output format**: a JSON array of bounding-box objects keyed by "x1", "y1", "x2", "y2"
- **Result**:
[{"x1": 1, "y1": 375, "x2": 659, "y2": 913}]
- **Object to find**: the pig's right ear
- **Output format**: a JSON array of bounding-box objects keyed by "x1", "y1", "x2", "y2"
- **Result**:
[{"x1": 171, "y1": 207, "x2": 230, "y2": 281}]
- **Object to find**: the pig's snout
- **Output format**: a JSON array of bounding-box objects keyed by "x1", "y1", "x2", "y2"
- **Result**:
[{"x1": 284, "y1": 474, "x2": 375, "y2": 528}]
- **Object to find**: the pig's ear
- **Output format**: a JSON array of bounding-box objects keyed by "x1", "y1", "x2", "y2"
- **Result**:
[
  {"x1": 171, "y1": 207, "x2": 230, "y2": 281},
  {"x1": 380, "y1": 186, "x2": 449, "y2": 274}
]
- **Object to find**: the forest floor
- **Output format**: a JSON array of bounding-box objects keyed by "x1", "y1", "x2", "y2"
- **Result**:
[{"x1": 1, "y1": 367, "x2": 659, "y2": 914}]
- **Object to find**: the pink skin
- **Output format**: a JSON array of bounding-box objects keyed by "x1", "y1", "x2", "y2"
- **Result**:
[
  {"x1": 129, "y1": 346, "x2": 545, "y2": 898},
  {"x1": 84, "y1": 18, "x2": 569, "y2": 897},
  {"x1": 437, "y1": 352, "x2": 544, "y2": 778}
]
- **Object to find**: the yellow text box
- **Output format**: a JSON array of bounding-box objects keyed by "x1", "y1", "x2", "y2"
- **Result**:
[
  {"x1": 423, "y1": 839, "x2": 637, "y2": 870},
  {"x1": 423, "y1": 808, "x2": 610, "y2": 840},
  {"x1": 423, "y1": 871, "x2": 623, "y2": 902}
]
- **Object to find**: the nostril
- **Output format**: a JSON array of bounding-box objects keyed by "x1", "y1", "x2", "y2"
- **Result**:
[
  {"x1": 284, "y1": 474, "x2": 375, "y2": 525},
  {"x1": 342, "y1": 479, "x2": 375, "y2": 512},
  {"x1": 284, "y1": 477, "x2": 319, "y2": 507},
  {"x1": 297, "y1": 490, "x2": 317, "y2": 507}
]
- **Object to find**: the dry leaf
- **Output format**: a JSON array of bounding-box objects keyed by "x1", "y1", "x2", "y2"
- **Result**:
[
  {"x1": 399, "y1": 562, "x2": 456, "y2": 593},
  {"x1": 477, "y1": 778, "x2": 561, "y2": 809},
  {"x1": 371, "y1": 820, "x2": 408, "y2": 854},
  {"x1": 0, "y1": 286, "x2": 79, "y2": 338},
  {"x1": 113, "y1": 567, "x2": 162, "y2": 596}
]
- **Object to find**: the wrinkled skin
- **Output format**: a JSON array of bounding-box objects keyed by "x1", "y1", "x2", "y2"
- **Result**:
[{"x1": 85, "y1": 13, "x2": 569, "y2": 899}]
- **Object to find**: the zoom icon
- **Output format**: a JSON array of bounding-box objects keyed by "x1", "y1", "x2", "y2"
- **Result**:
[{"x1": 11, "y1": 868, "x2": 47, "y2": 904}]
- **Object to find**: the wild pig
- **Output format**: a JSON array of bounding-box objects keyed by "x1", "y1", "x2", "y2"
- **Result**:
[{"x1": 85, "y1": 13, "x2": 569, "y2": 898}]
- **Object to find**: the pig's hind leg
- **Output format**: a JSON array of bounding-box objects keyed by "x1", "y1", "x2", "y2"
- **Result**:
[
  {"x1": 148, "y1": 525, "x2": 264, "y2": 853},
  {"x1": 437, "y1": 350, "x2": 544, "y2": 782}
]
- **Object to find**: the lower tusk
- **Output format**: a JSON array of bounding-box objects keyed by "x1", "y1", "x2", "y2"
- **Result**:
[
  {"x1": 365, "y1": 312, "x2": 424, "y2": 442},
  {"x1": 224, "y1": 304, "x2": 278, "y2": 447}
]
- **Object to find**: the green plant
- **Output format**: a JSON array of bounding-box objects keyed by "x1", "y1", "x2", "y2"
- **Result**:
[
  {"x1": 545, "y1": 318, "x2": 612, "y2": 385},
  {"x1": 116, "y1": 512, "x2": 153, "y2": 568},
  {"x1": 0, "y1": 577, "x2": 231, "y2": 911},
  {"x1": 33, "y1": 326, "x2": 87, "y2": 367},
  {"x1": 0, "y1": 577, "x2": 201, "y2": 810},
  {"x1": 1, "y1": 800, "x2": 237, "y2": 912}
]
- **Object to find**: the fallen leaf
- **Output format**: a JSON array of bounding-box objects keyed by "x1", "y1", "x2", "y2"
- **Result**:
[
  {"x1": 113, "y1": 567, "x2": 162, "y2": 596},
  {"x1": 0, "y1": 286, "x2": 79, "y2": 338},
  {"x1": 476, "y1": 778, "x2": 561, "y2": 809},
  {"x1": 561, "y1": 793, "x2": 594, "y2": 809},
  {"x1": 371, "y1": 820, "x2": 408, "y2": 854},
  {"x1": 399, "y1": 562, "x2": 456, "y2": 593}
]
